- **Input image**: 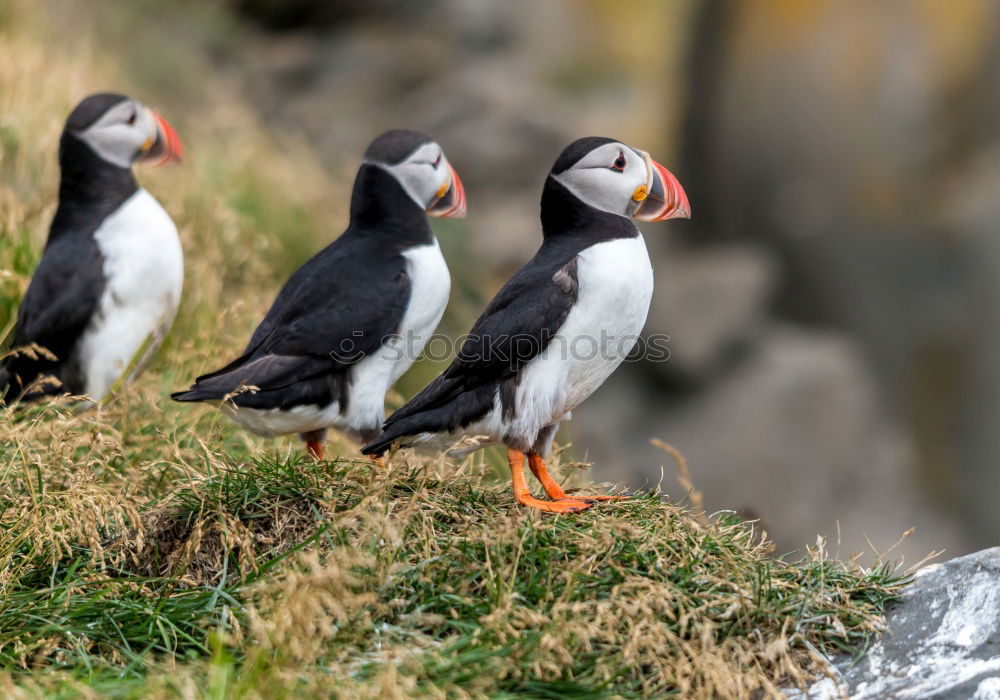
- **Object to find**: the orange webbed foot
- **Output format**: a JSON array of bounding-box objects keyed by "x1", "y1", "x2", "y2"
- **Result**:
[
  {"x1": 523, "y1": 452, "x2": 628, "y2": 506},
  {"x1": 516, "y1": 494, "x2": 593, "y2": 513},
  {"x1": 509, "y1": 449, "x2": 592, "y2": 514}
]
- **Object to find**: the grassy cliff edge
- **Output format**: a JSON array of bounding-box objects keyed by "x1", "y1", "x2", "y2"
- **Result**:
[{"x1": 0, "y1": 1, "x2": 905, "y2": 697}]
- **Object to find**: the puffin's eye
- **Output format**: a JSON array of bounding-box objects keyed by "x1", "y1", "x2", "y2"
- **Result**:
[
  {"x1": 125, "y1": 110, "x2": 137, "y2": 126},
  {"x1": 611, "y1": 153, "x2": 627, "y2": 171},
  {"x1": 432, "y1": 153, "x2": 442, "y2": 168}
]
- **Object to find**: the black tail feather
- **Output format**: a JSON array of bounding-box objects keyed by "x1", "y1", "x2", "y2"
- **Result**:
[
  {"x1": 361, "y1": 384, "x2": 497, "y2": 456},
  {"x1": 360, "y1": 433, "x2": 397, "y2": 456},
  {"x1": 170, "y1": 388, "x2": 222, "y2": 402}
]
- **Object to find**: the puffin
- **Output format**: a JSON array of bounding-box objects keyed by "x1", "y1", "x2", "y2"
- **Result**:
[
  {"x1": 1, "y1": 92, "x2": 184, "y2": 405},
  {"x1": 362, "y1": 137, "x2": 690, "y2": 513},
  {"x1": 171, "y1": 130, "x2": 466, "y2": 459}
]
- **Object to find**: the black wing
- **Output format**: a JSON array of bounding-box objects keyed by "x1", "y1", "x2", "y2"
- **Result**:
[
  {"x1": 362, "y1": 251, "x2": 578, "y2": 454},
  {"x1": 2, "y1": 234, "x2": 105, "y2": 401},
  {"x1": 172, "y1": 238, "x2": 411, "y2": 409}
]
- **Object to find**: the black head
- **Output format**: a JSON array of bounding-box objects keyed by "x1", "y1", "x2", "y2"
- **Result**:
[
  {"x1": 546, "y1": 136, "x2": 690, "y2": 223},
  {"x1": 356, "y1": 130, "x2": 466, "y2": 219},
  {"x1": 550, "y1": 136, "x2": 619, "y2": 175},
  {"x1": 65, "y1": 93, "x2": 130, "y2": 132},
  {"x1": 364, "y1": 130, "x2": 433, "y2": 165},
  {"x1": 61, "y1": 92, "x2": 183, "y2": 170}
]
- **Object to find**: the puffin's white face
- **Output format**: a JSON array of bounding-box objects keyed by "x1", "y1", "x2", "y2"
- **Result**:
[
  {"x1": 553, "y1": 142, "x2": 648, "y2": 217},
  {"x1": 75, "y1": 98, "x2": 182, "y2": 169},
  {"x1": 376, "y1": 141, "x2": 467, "y2": 218},
  {"x1": 553, "y1": 141, "x2": 690, "y2": 222}
]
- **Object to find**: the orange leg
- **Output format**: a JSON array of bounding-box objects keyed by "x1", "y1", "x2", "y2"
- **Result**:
[
  {"x1": 369, "y1": 454, "x2": 385, "y2": 468},
  {"x1": 301, "y1": 429, "x2": 326, "y2": 460},
  {"x1": 508, "y1": 449, "x2": 590, "y2": 513},
  {"x1": 527, "y1": 452, "x2": 572, "y2": 500},
  {"x1": 528, "y1": 452, "x2": 628, "y2": 503},
  {"x1": 306, "y1": 440, "x2": 324, "y2": 460}
]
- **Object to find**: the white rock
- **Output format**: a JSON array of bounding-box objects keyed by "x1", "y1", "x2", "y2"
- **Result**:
[{"x1": 791, "y1": 548, "x2": 1000, "y2": 699}]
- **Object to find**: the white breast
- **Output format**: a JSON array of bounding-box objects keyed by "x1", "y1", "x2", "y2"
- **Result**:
[
  {"x1": 76, "y1": 189, "x2": 183, "y2": 401},
  {"x1": 469, "y1": 234, "x2": 654, "y2": 451},
  {"x1": 344, "y1": 238, "x2": 451, "y2": 434},
  {"x1": 545, "y1": 234, "x2": 653, "y2": 411},
  {"x1": 395, "y1": 239, "x2": 452, "y2": 374}
]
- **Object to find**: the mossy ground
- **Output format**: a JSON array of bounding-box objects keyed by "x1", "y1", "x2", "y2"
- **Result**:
[{"x1": 0, "y1": 1, "x2": 907, "y2": 697}]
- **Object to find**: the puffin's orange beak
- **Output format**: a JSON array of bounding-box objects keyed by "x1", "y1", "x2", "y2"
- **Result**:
[
  {"x1": 139, "y1": 109, "x2": 183, "y2": 166},
  {"x1": 634, "y1": 157, "x2": 690, "y2": 221},
  {"x1": 427, "y1": 163, "x2": 467, "y2": 219}
]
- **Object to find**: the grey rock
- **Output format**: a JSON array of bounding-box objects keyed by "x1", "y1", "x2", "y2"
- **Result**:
[
  {"x1": 793, "y1": 548, "x2": 1000, "y2": 699},
  {"x1": 642, "y1": 242, "x2": 778, "y2": 380},
  {"x1": 945, "y1": 143, "x2": 1000, "y2": 544},
  {"x1": 699, "y1": 2, "x2": 1000, "y2": 550},
  {"x1": 577, "y1": 326, "x2": 967, "y2": 561}
]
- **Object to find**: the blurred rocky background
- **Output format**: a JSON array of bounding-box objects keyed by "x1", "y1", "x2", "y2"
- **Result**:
[{"x1": 62, "y1": 0, "x2": 1000, "y2": 560}]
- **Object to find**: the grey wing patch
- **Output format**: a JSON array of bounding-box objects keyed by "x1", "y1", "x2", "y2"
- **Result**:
[
  {"x1": 500, "y1": 375, "x2": 518, "y2": 420},
  {"x1": 499, "y1": 258, "x2": 580, "y2": 422},
  {"x1": 552, "y1": 257, "x2": 579, "y2": 295}
]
